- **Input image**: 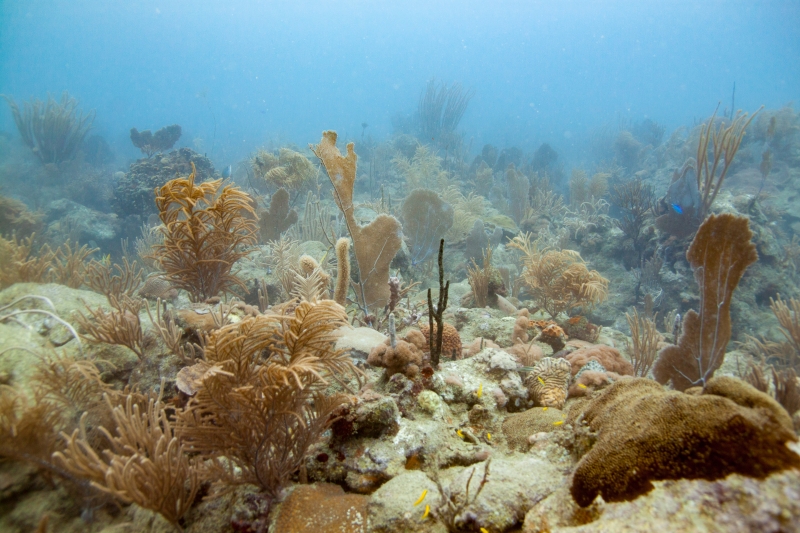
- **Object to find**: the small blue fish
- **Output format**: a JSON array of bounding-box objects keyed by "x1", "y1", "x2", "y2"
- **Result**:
[
  {"x1": 670, "y1": 203, "x2": 683, "y2": 214},
  {"x1": 222, "y1": 165, "x2": 232, "y2": 179}
]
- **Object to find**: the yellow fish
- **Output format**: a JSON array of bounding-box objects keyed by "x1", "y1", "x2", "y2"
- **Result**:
[
  {"x1": 481, "y1": 529, "x2": 489, "y2": 533},
  {"x1": 457, "y1": 429, "x2": 464, "y2": 439},
  {"x1": 486, "y1": 432, "x2": 492, "y2": 440},
  {"x1": 422, "y1": 504, "x2": 430, "y2": 518},
  {"x1": 578, "y1": 383, "x2": 587, "y2": 389},
  {"x1": 553, "y1": 420, "x2": 564, "y2": 426},
  {"x1": 542, "y1": 406, "x2": 548, "y2": 411},
  {"x1": 477, "y1": 383, "x2": 483, "y2": 398},
  {"x1": 537, "y1": 376, "x2": 545, "y2": 385},
  {"x1": 414, "y1": 489, "x2": 427, "y2": 506}
]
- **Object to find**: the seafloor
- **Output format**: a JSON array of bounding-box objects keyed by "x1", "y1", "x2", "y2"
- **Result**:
[{"x1": 0, "y1": 104, "x2": 799, "y2": 533}]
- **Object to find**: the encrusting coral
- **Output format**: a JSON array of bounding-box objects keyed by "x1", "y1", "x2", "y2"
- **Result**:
[
  {"x1": 569, "y1": 377, "x2": 800, "y2": 507},
  {"x1": 654, "y1": 213, "x2": 758, "y2": 390},
  {"x1": 312, "y1": 131, "x2": 402, "y2": 311},
  {"x1": 149, "y1": 162, "x2": 259, "y2": 302},
  {"x1": 564, "y1": 345, "x2": 633, "y2": 377}
]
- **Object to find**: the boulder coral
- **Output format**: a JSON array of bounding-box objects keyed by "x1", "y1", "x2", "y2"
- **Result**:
[
  {"x1": 570, "y1": 377, "x2": 800, "y2": 507},
  {"x1": 419, "y1": 322, "x2": 462, "y2": 360},
  {"x1": 368, "y1": 331, "x2": 425, "y2": 378},
  {"x1": 565, "y1": 345, "x2": 633, "y2": 377}
]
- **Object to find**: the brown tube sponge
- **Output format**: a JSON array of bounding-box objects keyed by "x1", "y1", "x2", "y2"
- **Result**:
[{"x1": 334, "y1": 237, "x2": 350, "y2": 306}]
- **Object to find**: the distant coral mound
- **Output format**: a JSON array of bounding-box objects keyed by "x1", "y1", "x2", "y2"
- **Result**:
[{"x1": 112, "y1": 147, "x2": 218, "y2": 217}]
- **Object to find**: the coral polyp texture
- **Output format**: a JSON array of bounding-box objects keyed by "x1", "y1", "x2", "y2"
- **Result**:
[
  {"x1": 419, "y1": 321, "x2": 462, "y2": 360},
  {"x1": 569, "y1": 377, "x2": 800, "y2": 507},
  {"x1": 525, "y1": 356, "x2": 572, "y2": 409}
]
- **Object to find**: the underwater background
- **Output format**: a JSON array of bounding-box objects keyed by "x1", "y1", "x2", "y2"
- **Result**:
[{"x1": 1, "y1": 1, "x2": 800, "y2": 533}]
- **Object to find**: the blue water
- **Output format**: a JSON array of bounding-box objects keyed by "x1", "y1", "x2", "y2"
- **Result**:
[{"x1": 1, "y1": 0, "x2": 798, "y2": 166}]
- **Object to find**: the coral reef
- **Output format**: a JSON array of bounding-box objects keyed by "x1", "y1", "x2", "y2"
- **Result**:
[
  {"x1": 570, "y1": 377, "x2": 800, "y2": 507},
  {"x1": 112, "y1": 147, "x2": 219, "y2": 217}
]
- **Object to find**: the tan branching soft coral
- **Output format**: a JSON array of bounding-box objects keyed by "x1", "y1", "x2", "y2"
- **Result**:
[
  {"x1": 150, "y1": 162, "x2": 258, "y2": 301},
  {"x1": 176, "y1": 300, "x2": 358, "y2": 501},
  {"x1": 565, "y1": 345, "x2": 634, "y2": 377},
  {"x1": 525, "y1": 357, "x2": 572, "y2": 409},
  {"x1": 419, "y1": 322, "x2": 462, "y2": 359},
  {"x1": 508, "y1": 233, "x2": 609, "y2": 319},
  {"x1": 569, "y1": 377, "x2": 800, "y2": 507}
]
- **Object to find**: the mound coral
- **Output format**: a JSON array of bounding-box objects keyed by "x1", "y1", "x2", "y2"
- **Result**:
[
  {"x1": 525, "y1": 357, "x2": 572, "y2": 409},
  {"x1": 502, "y1": 407, "x2": 567, "y2": 451},
  {"x1": 367, "y1": 331, "x2": 424, "y2": 378},
  {"x1": 419, "y1": 322, "x2": 462, "y2": 360},
  {"x1": 565, "y1": 345, "x2": 633, "y2": 377},
  {"x1": 570, "y1": 377, "x2": 800, "y2": 507}
]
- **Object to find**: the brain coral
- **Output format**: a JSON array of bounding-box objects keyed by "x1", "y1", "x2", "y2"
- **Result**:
[
  {"x1": 565, "y1": 345, "x2": 633, "y2": 377},
  {"x1": 570, "y1": 377, "x2": 800, "y2": 507},
  {"x1": 525, "y1": 357, "x2": 572, "y2": 409},
  {"x1": 419, "y1": 322, "x2": 463, "y2": 359}
]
